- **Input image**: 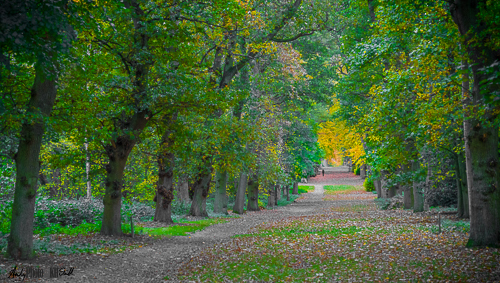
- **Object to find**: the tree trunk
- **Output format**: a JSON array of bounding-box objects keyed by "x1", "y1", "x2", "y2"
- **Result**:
[
  {"x1": 402, "y1": 161, "x2": 414, "y2": 209},
  {"x1": 458, "y1": 153, "x2": 469, "y2": 218},
  {"x1": 380, "y1": 171, "x2": 389, "y2": 198},
  {"x1": 85, "y1": 138, "x2": 91, "y2": 199},
  {"x1": 8, "y1": 62, "x2": 57, "y2": 259},
  {"x1": 286, "y1": 186, "x2": 290, "y2": 201},
  {"x1": 360, "y1": 164, "x2": 367, "y2": 179},
  {"x1": 214, "y1": 170, "x2": 228, "y2": 214},
  {"x1": 154, "y1": 136, "x2": 175, "y2": 223},
  {"x1": 424, "y1": 166, "x2": 432, "y2": 211},
  {"x1": 451, "y1": 0, "x2": 500, "y2": 248},
  {"x1": 387, "y1": 186, "x2": 396, "y2": 198},
  {"x1": 189, "y1": 166, "x2": 212, "y2": 217},
  {"x1": 276, "y1": 185, "x2": 282, "y2": 201},
  {"x1": 293, "y1": 182, "x2": 298, "y2": 194},
  {"x1": 176, "y1": 180, "x2": 190, "y2": 204},
  {"x1": 374, "y1": 178, "x2": 382, "y2": 198},
  {"x1": 274, "y1": 185, "x2": 278, "y2": 205},
  {"x1": 267, "y1": 187, "x2": 275, "y2": 208},
  {"x1": 101, "y1": 149, "x2": 129, "y2": 236},
  {"x1": 233, "y1": 172, "x2": 247, "y2": 214},
  {"x1": 246, "y1": 175, "x2": 259, "y2": 211},
  {"x1": 413, "y1": 160, "x2": 424, "y2": 212}
]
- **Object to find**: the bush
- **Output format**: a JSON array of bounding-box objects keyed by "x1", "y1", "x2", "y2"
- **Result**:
[
  {"x1": 34, "y1": 196, "x2": 103, "y2": 228},
  {"x1": 0, "y1": 200, "x2": 12, "y2": 235},
  {"x1": 355, "y1": 167, "x2": 360, "y2": 175},
  {"x1": 364, "y1": 179, "x2": 375, "y2": 192}
]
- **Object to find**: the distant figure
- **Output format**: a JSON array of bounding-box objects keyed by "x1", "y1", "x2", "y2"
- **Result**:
[{"x1": 322, "y1": 169, "x2": 324, "y2": 176}]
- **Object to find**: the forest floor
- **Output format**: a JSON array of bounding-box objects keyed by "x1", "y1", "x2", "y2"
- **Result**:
[{"x1": 3, "y1": 167, "x2": 500, "y2": 282}]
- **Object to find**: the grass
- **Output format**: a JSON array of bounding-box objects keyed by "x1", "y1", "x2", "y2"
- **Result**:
[
  {"x1": 323, "y1": 185, "x2": 362, "y2": 194},
  {"x1": 0, "y1": 217, "x2": 230, "y2": 257},
  {"x1": 138, "y1": 218, "x2": 228, "y2": 237},
  {"x1": 298, "y1": 185, "x2": 315, "y2": 194}
]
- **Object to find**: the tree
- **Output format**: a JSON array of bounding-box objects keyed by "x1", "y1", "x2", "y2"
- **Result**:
[
  {"x1": 1, "y1": 0, "x2": 75, "y2": 259},
  {"x1": 449, "y1": 0, "x2": 500, "y2": 247}
]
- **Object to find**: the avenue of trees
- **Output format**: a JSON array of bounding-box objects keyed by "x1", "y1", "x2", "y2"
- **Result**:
[
  {"x1": 318, "y1": 0, "x2": 500, "y2": 248},
  {"x1": 0, "y1": 0, "x2": 499, "y2": 260}
]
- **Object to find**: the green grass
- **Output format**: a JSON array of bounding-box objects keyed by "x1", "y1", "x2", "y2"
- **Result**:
[
  {"x1": 323, "y1": 185, "x2": 360, "y2": 194},
  {"x1": 297, "y1": 185, "x2": 315, "y2": 194},
  {"x1": 1, "y1": 217, "x2": 230, "y2": 257},
  {"x1": 139, "y1": 218, "x2": 228, "y2": 237}
]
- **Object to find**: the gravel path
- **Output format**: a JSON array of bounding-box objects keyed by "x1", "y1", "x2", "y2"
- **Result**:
[{"x1": 3, "y1": 166, "x2": 362, "y2": 283}]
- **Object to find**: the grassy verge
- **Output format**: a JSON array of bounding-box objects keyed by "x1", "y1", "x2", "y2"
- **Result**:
[
  {"x1": 323, "y1": 185, "x2": 362, "y2": 194},
  {"x1": 298, "y1": 185, "x2": 315, "y2": 193},
  {"x1": 0, "y1": 217, "x2": 229, "y2": 257}
]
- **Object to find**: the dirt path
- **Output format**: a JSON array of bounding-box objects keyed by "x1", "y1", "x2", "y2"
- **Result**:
[{"x1": 5, "y1": 166, "x2": 363, "y2": 283}]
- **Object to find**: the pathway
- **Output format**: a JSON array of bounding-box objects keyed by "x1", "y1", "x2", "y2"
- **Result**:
[{"x1": 14, "y1": 166, "x2": 363, "y2": 283}]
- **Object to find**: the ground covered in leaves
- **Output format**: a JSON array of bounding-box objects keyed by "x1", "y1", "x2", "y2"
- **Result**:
[
  {"x1": 178, "y1": 186, "x2": 500, "y2": 282},
  {"x1": 3, "y1": 167, "x2": 499, "y2": 282}
]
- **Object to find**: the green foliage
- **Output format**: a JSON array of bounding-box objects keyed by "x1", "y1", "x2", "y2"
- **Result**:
[
  {"x1": 355, "y1": 167, "x2": 360, "y2": 175},
  {"x1": 0, "y1": 157, "x2": 15, "y2": 199},
  {"x1": 0, "y1": 200, "x2": 12, "y2": 235},
  {"x1": 364, "y1": 179, "x2": 375, "y2": 192}
]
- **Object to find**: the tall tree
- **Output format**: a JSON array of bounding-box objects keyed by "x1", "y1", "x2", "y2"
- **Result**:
[
  {"x1": 449, "y1": 0, "x2": 500, "y2": 247},
  {"x1": 1, "y1": 0, "x2": 75, "y2": 259}
]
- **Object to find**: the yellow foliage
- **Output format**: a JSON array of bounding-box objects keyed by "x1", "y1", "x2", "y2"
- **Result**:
[{"x1": 318, "y1": 99, "x2": 365, "y2": 167}]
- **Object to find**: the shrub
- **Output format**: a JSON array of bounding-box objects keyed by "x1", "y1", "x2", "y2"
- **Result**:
[
  {"x1": 364, "y1": 179, "x2": 375, "y2": 192},
  {"x1": 355, "y1": 167, "x2": 360, "y2": 175},
  {"x1": 0, "y1": 200, "x2": 12, "y2": 235}
]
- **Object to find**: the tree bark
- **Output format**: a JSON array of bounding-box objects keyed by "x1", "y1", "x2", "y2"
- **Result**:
[
  {"x1": 458, "y1": 153, "x2": 469, "y2": 218},
  {"x1": 360, "y1": 164, "x2": 367, "y2": 179},
  {"x1": 293, "y1": 182, "x2": 298, "y2": 194},
  {"x1": 274, "y1": 185, "x2": 278, "y2": 205},
  {"x1": 413, "y1": 160, "x2": 424, "y2": 212},
  {"x1": 402, "y1": 162, "x2": 414, "y2": 210},
  {"x1": 154, "y1": 156, "x2": 174, "y2": 223},
  {"x1": 424, "y1": 166, "x2": 432, "y2": 211},
  {"x1": 189, "y1": 163, "x2": 212, "y2": 217},
  {"x1": 154, "y1": 127, "x2": 175, "y2": 223},
  {"x1": 450, "y1": 0, "x2": 500, "y2": 248},
  {"x1": 214, "y1": 170, "x2": 228, "y2": 214},
  {"x1": 246, "y1": 175, "x2": 259, "y2": 211},
  {"x1": 176, "y1": 180, "x2": 190, "y2": 204},
  {"x1": 276, "y1": 185, "x2": 282, "y2": 201},
  {"x1": 267, "y1": 187, "x2": 275, "y2": 208},
  {"x1": 85, "y1": 138, "x2": 91, "y2": 199},
  {"x1": 286, "y1": 185, "x2": 290, "y2": 201},
  {"x1": 8, "y1": 61, "x2": 57, "y2": 259},
  {"x1": 233, "y1": 172, "x2": 247, "y2": 214},
  {"x1": 374, "y1": 178, "x2": 382, "y2": 198}
]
